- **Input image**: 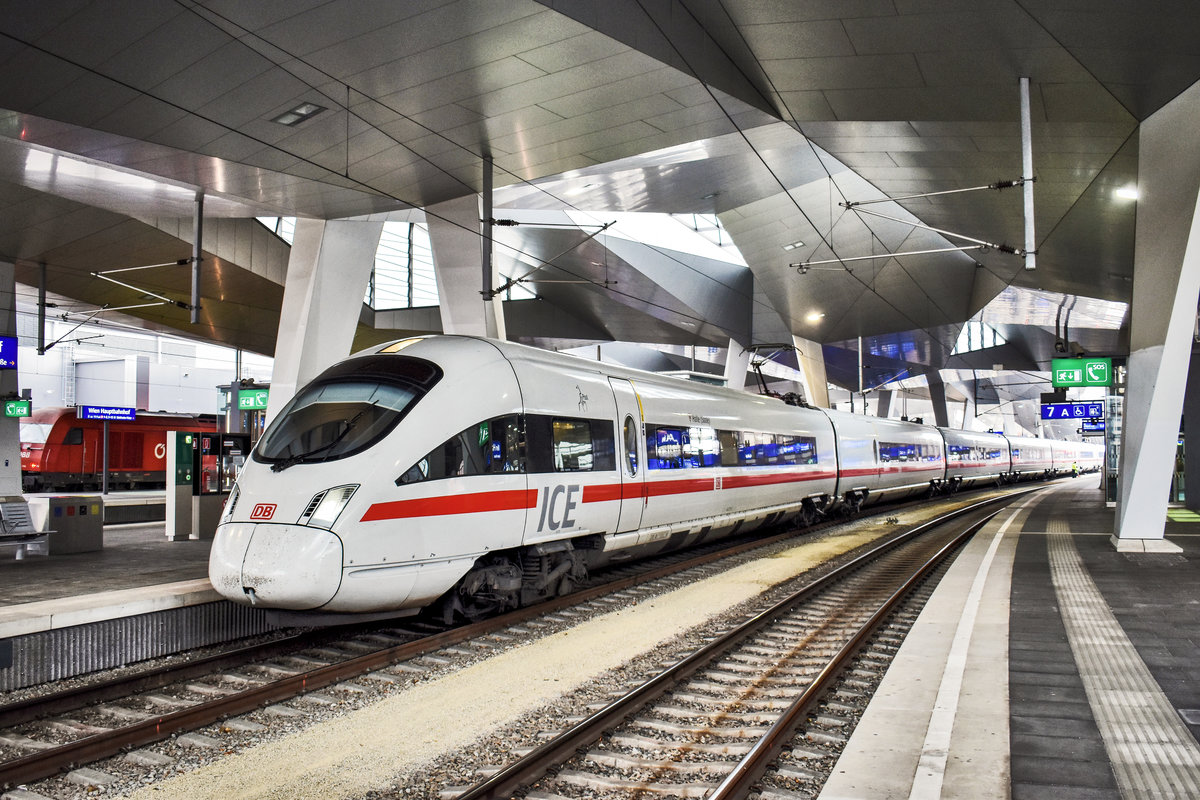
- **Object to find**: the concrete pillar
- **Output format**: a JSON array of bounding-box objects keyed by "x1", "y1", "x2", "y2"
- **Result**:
[
  {"x1": 724, "y1": 339, "x2": 751, "y2": 390},
  {"x1": 0, "y1": 262, "x2": 19, "y2": 497},
  {"x1": 266, "y1": 219, "x2": 383, "y2": 422},
  {"x1": 928, "y1": 373, "x2": 950, "y2": 428},
  {"x1": 1114, "y1": 79, "x2": 1200, "y2": 552},
  {"x1": 876, "y1": 389, "x2": 893, "y2": 419},
  {"x1": 792, "y1": 335, "x2": 830, "y2": 408},
  {"x1": 1184, "y1": 355, "x2": 1200, "y2": 512},
  {"x1": 427, "y1": 195, "x2": 506, "y2": 339}
]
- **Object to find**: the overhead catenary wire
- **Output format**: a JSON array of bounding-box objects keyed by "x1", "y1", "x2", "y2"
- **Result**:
[{"x1": 167, "y1": 2, "x2": 761, "y2": 329}]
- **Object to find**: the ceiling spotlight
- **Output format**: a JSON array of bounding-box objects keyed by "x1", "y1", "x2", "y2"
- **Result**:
[
  {"x1": 270, "y1": 102, "x2": 327, "y2": 127},
  {"x1": 701, "y1": 191, "x2": 720, "y2": 200},
  {"x1": 805, "y1": 311, "x2": 825, "y2": 323},
  {"x1": 782, "y1": 240, "x2": 805, "y2": 251},
  {"x1": 1115, "y1": 185, "x2": 1139, "y2": 201}
]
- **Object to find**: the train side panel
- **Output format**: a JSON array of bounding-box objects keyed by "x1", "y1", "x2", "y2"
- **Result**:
[
  {"x1": 1007, "y1": 435, "x2": 1054, "y2": 479},
  {"x1": 940, "y1": 428, "x2": 1011, "y2": 488},
  {"x1": 823, "y1": 410, "x2": 946, "y2": 505},
  {"x1": 505, "y1": 352, "x2": 621, "y2": 548}
]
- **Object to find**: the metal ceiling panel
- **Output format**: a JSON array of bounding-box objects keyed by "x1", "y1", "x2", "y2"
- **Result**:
[{"x1": 0, "y1": 0, "x2": 1191, "y2": 378}]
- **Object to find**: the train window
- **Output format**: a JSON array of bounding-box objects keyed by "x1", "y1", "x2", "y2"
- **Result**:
[
  {"x1": 648, "y1": 427, "x2": 685, "y2": 469},
  {"x1": 398, "y1": 414, "x2": 524, "y2": 484},
  {"x1": 689, "y1": 427, "x2": 720, "y2": 468},
  {"x1": 777, "y1": 435, "x2": 819, "y2": 465},
  {"x1": 879, "y1": 441, "x2": 941, "y2": 463},
  {"x1": 20, "y1": 423, "x2": 52, "y2": 444},
  {"x1": 552, "y1": 419, "x2": 594, "y2": 471},
  {"x1": 522, "y1": 415, "x2": 614, "y2": 473},
  {"x1": 63, "y1": 427, "x2": 83, "y2": 446},
  {"x1": 623, "y1": 415, "x2": 638, "y2": 477},
  {"x1": 947, "y1": 444, "x2": 971, "y2": 461},
  {"x1": 257, "y1": 380, "x2": 422, "y2": 469},
  {"x1": 737, "y1": 432, "x2": 772, "y2": 466},
  {"x1": 717, "y1": 430, "x2": 739, "y2": 466}
]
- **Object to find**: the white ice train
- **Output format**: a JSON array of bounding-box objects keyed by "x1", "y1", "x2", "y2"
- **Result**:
[{"x1": 208, "y1": 336, "x2": 1102, "y2": 622}]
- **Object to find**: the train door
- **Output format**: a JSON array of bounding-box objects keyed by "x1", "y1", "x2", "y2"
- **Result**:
[{"x1": 609, "y1": 377, "x2": 646, "y2": 533}]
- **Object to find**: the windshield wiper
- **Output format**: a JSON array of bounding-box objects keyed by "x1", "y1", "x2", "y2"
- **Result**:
[{"x1": 270, "y1": 410, "x2": 366, "y2": 472}]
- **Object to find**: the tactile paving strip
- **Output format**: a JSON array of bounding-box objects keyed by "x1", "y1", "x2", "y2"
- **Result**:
[{"x1": 1048, "y1": 532, "x2": 1200, "y2": 798}]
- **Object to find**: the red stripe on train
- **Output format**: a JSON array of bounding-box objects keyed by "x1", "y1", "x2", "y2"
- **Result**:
[{"x1": 360, "y1": 489, "x2": 537, "y2": 521}]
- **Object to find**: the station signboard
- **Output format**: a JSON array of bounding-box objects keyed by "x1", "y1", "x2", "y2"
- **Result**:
[
  {"x1": 0, "y1": 335, "x2": 16, "y2": 369},
  {"x1": 1052, "y1": 357, "x2": 1112, "y2": 387},
  {"x1": 1040, "y1": 401, "x2": 1104, "y2": 420},
  {"x1": 3, "y1": 400, "x2": 30, "y2": 417},
  {"x1": 1081, "y1": 419, "x2": 1105, "y2": 433},
  {"x1": 238, "y1": 390, "x2": 269, "y2": 410},
  {"x1": 79, "y1": 406, "x2": 137, "y2": 422}
]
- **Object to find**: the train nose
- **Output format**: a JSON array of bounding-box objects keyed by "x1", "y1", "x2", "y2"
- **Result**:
[{"x1": 209, "y1": 523, "x2": 344, "y2": 609}]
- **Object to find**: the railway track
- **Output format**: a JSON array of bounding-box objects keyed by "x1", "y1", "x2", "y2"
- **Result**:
[
  {"x1": 0, "y1": 485, "x2": 1034, "y2": 794},
  {"x1": 446, "y1": 499, "x2": 1002, "y2": 800}
]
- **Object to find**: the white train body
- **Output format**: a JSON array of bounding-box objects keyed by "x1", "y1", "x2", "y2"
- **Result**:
[{"x1": 209, "y1": 335, "x2": 1103, "y2": 619}]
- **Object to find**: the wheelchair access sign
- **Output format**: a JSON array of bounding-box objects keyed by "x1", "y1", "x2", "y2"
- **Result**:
[{"x1": 1051, "y1": 357, "x2": 1112, "y2": 387}]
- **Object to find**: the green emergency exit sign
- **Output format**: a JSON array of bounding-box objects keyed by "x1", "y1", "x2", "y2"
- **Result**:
[
  {"x1": 238, "y1": 390, "x2": 269, "y2": 410},
  {"x1": 3, "y1": 400, "x2": 30, "y2": 417},
  {"x1": 1052, "y1": 357, "x2": 1112, "y2": 387}
]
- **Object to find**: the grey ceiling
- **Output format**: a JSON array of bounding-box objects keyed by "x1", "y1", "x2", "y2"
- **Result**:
[{"x1": 0, "y1": 0, "x2": 1191, "y2": 382}]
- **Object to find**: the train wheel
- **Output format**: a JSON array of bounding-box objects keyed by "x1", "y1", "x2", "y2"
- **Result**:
[
  {"x1": 437, "y1": 555, "x2": 522, "y2": 624},
  {"x1": 519, "y1": 548, "x2": 587, "y2": 605}
]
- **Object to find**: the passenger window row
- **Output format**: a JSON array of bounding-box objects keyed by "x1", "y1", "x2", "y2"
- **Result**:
[
  {"x1": 397, "y1": 414, "x2": 615, "y2": 484},
  {"x1": 878, "y1": 441, "x2": 942, "y2": 463},
  {"x1": 647, "y1": 425, "x2": 818, "y2": 470},
  {"x1": 946, "y1": 444, "x2": 1004, "y2": 461},
  {"x1": 397, "y1": 415, "x2": 821, "y2": 483}
]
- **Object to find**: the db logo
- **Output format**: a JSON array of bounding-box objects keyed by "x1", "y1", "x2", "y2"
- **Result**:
[{"x1": 250, "y1": 504, "x2": 276, "y2": 520}]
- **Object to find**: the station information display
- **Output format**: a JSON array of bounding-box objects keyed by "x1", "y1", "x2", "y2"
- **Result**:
[
  {"x1": 0, "y1": 335, "x2": 16, "y2": 369},
  {"x1": 79, "y1": 406, "x2": 137, "y2": 421},
  {"x1": 1041, "y1": 401, "x2": 1104, "y2": 420}
]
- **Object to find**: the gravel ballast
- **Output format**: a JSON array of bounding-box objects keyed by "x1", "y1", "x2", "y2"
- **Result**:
[{"x1": 119, "y1": 524, "x2": 889, "y2": 800}]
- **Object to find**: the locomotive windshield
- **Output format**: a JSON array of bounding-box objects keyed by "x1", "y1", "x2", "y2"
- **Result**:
[
  {"x1": 254, "y1": 354, "x2": 441, "y2": 470},
  {"x1": 20, "y1": 423, "x2": 52, "y2": 444}
]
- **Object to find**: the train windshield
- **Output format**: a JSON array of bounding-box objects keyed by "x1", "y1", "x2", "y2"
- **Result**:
[
  {"x1": 20, "y1": 423, "x2": 52, "y2": 445},
  {"x1": 255, "y1": 381, "x2": 419, "y2": 470},
  {"x1": 254, "y1": 354, "x2": 441, "y2": 471}
]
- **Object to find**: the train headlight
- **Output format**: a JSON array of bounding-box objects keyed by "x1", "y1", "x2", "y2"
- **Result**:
[
  {"x1": 220, "y1": 483, "x2": 240, "y2": 525},
  {"x1": 299, "y1": 484, "x2": 359, "y2": 529}
]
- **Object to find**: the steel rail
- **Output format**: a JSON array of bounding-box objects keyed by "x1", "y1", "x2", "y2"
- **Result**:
[
  {"x1": 453, "y1": 492, "x2": 1023, "y2": 800},
  {"x1": 0, "y1": 498, "x2": 897, "y2": 788},
  {"x1": 0, "y1": 511, "x2": 834, "y2": 731},
  {"x1": 0, "y1": 484, "x2": 1039, "y2": 789},
  {"x1": 708, "y1": 511, "x2": 997, "y2": 799}
]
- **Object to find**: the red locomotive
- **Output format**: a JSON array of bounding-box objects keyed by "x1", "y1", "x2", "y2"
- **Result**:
[{"x1": 20, "y1": 407, "x2": 218, "y2": 492}]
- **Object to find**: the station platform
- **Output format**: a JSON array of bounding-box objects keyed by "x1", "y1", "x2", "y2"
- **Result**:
[
  {"x1": 0, "y1": 520, "x2": 215, "y2": 640},
  {"x1": 820, "y1": 480, "x2": 1200, "y2": 800}
]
